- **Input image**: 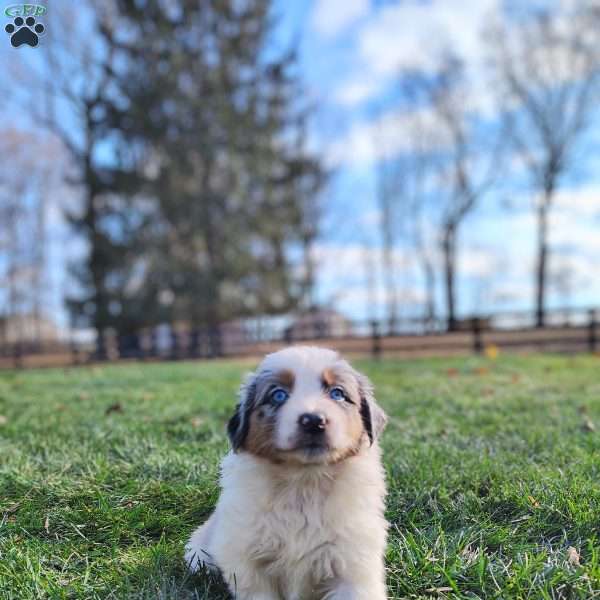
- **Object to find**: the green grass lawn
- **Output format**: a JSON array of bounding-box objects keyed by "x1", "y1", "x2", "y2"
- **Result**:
[{"x1": 0, "y1": 354, "x2": 599, "y2": 599}]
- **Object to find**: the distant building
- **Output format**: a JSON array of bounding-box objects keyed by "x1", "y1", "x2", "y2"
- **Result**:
[{"x1": 0, "y1": 313, "x2": 61, "y2": 345}]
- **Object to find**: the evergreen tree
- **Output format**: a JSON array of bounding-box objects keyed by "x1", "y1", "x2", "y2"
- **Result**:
[{"x1": 65, "y1": 0, "x2": 323, "y2": 349}]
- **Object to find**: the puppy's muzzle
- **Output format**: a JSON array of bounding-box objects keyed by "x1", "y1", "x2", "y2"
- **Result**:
[{"x1": 298, "y1": 412, "x2": 327, "y2": 435}]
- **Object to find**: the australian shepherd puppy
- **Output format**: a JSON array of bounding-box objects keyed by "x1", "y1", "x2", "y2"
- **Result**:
[{"x1": 185, "y1": 346, "x2": 388, "y2": 599}]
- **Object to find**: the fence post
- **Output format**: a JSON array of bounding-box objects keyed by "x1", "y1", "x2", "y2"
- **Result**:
[
  {"x1": 208, "y1": 325, "x2": 222, "y2": 358},
  {"x1": 95, "y1": 329, "x2": 107, "y2": 361},
  {"x1": 70, "y1": 337, "x2": 79, "y2": 366},
  {"x1": 315, "y1": 319, "x2": 326, "y2": 340},
  {"x1": 169, "y1": 329, "x2": 179, "y2": 361},
  {"x1": 189, "y1": 329, "x2": 200, "y2": 359},
  {"x1": 588, "y1": 309, "x2": 598, "y2": 353},
  {"x1": 472, "y1": 317, "x2": 483, "y2": 355},
  {"x1": 13, "y1": 342, "x2": 22, "y2": 369},
  {"x1": 370, "y1": 320, "x2": 381, "y2": 359}
]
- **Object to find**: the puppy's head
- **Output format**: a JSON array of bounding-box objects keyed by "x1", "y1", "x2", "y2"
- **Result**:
[{"x1": 227, "y1": 346, "x2": 386, "y2": 465}]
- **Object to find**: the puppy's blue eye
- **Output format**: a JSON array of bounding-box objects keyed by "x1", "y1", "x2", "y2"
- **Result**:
[
  {"x1": 270, "y1": 388, "x2": 289, "y2": 405},
  {"x1": 329, "y1": 387, "x2": 346, "y2": 401}
]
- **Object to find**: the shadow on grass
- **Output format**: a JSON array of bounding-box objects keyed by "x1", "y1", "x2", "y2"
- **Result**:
[{"x1": 118, "y1": 560, "x2": 232, "y2": 600}]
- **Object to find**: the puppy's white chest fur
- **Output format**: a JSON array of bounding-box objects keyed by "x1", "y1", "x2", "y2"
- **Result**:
[
  {"x1": 245, "y1": 479, "x2": 342, "y2": 595},
  {"x1": 187, "y1": 448, "x2": 387, "y2": 599}
]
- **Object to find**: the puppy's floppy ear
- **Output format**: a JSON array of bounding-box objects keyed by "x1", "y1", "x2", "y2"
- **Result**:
[
  {"x1": 227, "y1": 373, "x2": 257, "y2": 452},
  {"x1": 356, "y1": 372, "x2": 387, "y2": 445}
]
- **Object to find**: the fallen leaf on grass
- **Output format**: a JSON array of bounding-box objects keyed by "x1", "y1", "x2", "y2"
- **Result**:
[
  {"x1": 0, "y1": 415, "x2": 7, "y2": 425},
  {"x1": 511, "y1": 374, "x2": 521, "y2": 384},
  {"x1": 446, "y1": 368, "x2": 459, "y2": 378},
  {"x1": 474, "y1": 366, "x2": 490, "y2": 376},
  {"x1": 567, "y1": 546, "x2": 581, "y2": 566},
  {"x1": 484, "y1": 344, "x2": 499, "y2": 360},
  {"x1": 44, "y1": 516, "x2": 50, "y2": 534},
  {"x1": 460, "y1": 545, "x2": 480, "y2": 565},
  {"x1": 581, "y1": 418, "x2": 596, "y2": 432},
  {"x1": 105, "y1": 403, "x2": 123, "y2": 415},
  {"x1": 527, "y1": 495, "x2": 540, "y2": 508},
  {"x1": 191, "y1": 417, "x2": 205, "y2": 428}
]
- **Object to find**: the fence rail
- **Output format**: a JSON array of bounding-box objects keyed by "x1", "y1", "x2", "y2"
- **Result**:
[{"x1": 0, "y1": 307, "x2": 598, "y2": 369}]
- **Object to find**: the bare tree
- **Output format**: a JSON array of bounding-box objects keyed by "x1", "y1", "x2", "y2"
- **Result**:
[
  {"x1": 372, "y1": 53, "x2": 499, "y2": 332},
  {"x1": 360, "y1": 237, "x2": 379, "y2": 325},
  {"x1": 488, "y1": 3, "x2": 600, "y2": 326},
  {"x1": 402, "y1": 116, "x2": 439, "y2": 329},
  {"x1": 374, "y1": 152, "x2": 402, "y2": 332},
  {"x1": 0, "y1": 129, "x2": 57, "y2": 348},
  {"x1": 374, "y1": 112, "x2": 439, "y2": 330},
  {"x1": 1, "y1": 2, "x2": 124, "y2": 357},
  {"x1": 402, "y1": 56, "x2": 499, "y2": 331}
]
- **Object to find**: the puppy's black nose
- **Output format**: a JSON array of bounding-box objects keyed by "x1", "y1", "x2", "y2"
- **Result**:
[{"x1": 298, "y1": 412, "x2": 327, "y2": 434}]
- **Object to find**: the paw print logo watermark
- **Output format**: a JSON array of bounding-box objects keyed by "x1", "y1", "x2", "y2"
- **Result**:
[{"x1": 4, "y1": 3, "x2": 46, "y2": 47}]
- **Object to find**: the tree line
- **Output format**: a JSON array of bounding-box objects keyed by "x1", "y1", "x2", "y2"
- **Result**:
[
  {"x1": 0, "y1": 0, "x2": 323, "y2": 356},
  {"x1": 374, "y1": 2, "x2": 600, "y2": 331},
  {"x1": 2, "y1": 1, "x2": 600, "y2": 352}
]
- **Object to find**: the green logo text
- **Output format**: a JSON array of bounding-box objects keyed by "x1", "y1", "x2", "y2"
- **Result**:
[{"x1": 4, "y1": 4, "x2": 46, "y2": 17}]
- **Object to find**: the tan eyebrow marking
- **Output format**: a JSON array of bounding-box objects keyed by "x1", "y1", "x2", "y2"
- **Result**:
[
  {"x1": 322, "y1": 368, "x2": 337, "y2": 388},
  {"x1": 275, "y1": 369, "x2": 295, "y2": 389}
]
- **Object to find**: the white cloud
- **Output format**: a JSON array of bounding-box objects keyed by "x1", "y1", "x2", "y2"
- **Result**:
[
  {"x1": 324, "y1": 104, "x2": 442, "y2": 166},
  {"x1": 334, "y1": 78, "x2": 382, "y2": 106},
  {"x1": 332, "y1": 0, "x2": 502, "y2": 108},
  {"x1": 312, "y1": 242, "x2": 413, "y2": 278},
  {"x1": 311, "y1": 0, "x2": 370, "y2": 38},
  {"x1": 311, "y1": 237, "x2": 506, "y2": 317},
  {"x1": 554, "y1": 186, "x2": 600, "y2": 220},
  {"x1": 461, "y1": 184, "x2": 600, "y2": 311},
  {"x1": 461, "y1": 248, "x2": 502, "y2": 278},
  {"x1": 335, "y1": 285, "x2": 426, "y2": 314},
  {"x1": 310, "y1": 179, "x2": 600, "y2": 319}
]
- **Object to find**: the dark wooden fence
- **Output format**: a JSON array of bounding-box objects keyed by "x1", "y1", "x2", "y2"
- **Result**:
[{"x1": 1, "y1": 307, "x2": 598, "y2": 369}]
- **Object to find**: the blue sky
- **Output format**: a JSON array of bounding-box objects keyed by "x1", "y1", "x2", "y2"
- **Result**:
[
  {"x1": 2, "y1": 0, "x2": 600, "y2": 331},
  {"x1": 270, "y1": 0, "x2": 600, "y2": 321}
]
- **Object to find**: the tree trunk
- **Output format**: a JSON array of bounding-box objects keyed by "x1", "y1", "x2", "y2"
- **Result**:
[
  {"x1": 200, "y1": 162, "x2": 223, "y2": 357},
  {"x1": 382, "y1": 244, "x2": 398, "y2": 334},
  {"x1": 378, "y1": 188, "x2": 398, "y2": 334},
  {"x1": 83, "y1": 151, "x2": 108, "y2": 360},
  {"x1": 443, "y1": 226, "x2": 457, "y2": 331},
  {"x1": 414, "y1": 212, "x2": 436, "y2": 331},
  {"x1": 535, "y1": 192, "x2": 551, "y2": 328},
  {"x1": 423, "y1": 256, "x2": 436, "y2": 330},
  {"x1": 302, "y1": 234, "x2": 315, "y2": 310},
  {"x1": 89, "y1": 208, "x2": 108, "y2": 360}
]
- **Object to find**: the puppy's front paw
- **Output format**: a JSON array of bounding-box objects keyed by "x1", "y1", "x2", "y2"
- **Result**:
[
  {"x1": 185, "y1": 525, "x2": 218, "y2": 573},
  {"x1": 185, "y1": 545, "x2": 216, "y2": 573}
]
